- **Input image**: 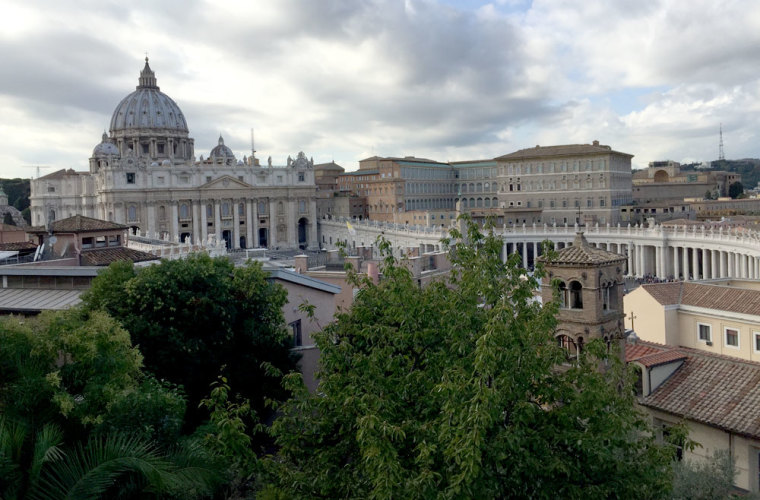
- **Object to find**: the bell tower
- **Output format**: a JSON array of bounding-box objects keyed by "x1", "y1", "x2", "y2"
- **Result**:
[{"x1": 539, "y1": 232, "x2": 626, "y2": 360}]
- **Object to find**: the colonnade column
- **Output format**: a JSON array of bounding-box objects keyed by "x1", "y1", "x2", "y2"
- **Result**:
[
  {"x1": 655, "y1": 246, "x2": 663, "y2": 278},
  {"x1": 636, "y1": 244, "x2": 644, "y2": 278},
  {"x1": 673, "y1": 247, "x2": 680, "y2": 280},
  {"x1": 692, "y1": 247, "x2": 700, "y2": 280},
  {"x1": 627, "y1": 243, "x2": 634, "y2": 276},
  {"x1": 682, "y1": 247, "x2": 690, "y2": 280},
  {"x1": 702, "y1": 248, "x2": 709, "y2": 280},
  {"x1": 720, "y1": 251, "x2": 727, "y2": 278},
  {"x1": 711, "y1": 250, "x2": 719, "y2": 279},
  {"x1": 522, "y1": 242, "x2": 528, "y2": 269},
  {"x1": 232, "y1": 199, "x2": 241, "y2": 249}
]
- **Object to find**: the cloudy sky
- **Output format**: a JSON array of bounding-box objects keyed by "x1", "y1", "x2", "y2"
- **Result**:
[{"x1": 1, "y1": 0, "x2": 759, "y2": 179}]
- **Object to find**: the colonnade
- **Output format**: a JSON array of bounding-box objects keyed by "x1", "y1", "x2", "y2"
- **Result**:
[{"x1": 318, "y1": 218, "x2": 760, "y2": 281}]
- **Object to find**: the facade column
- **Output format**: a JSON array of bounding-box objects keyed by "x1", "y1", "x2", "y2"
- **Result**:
[
  {"x1": 252, "y1": 200, "x2": 259, "y2": 247},
  {"x1": 192, "y1": 201, "x2": 201, "y2": 244},
  {"x1": 214, "y1": 200, "x2": 222, "y2": 244},
  {"x1": 232, "y1": 199, "x2": 241, "y2": 249},
  {"x1": 245, "y1": 199, "x2": 254, "y2": 249},
  {"x1": 741, "y1": 253, "x2": 748, "y2": 279},
  {"x1": 269, "y1": 199, "x2": 278, "y2": 248},
  {"x1": 309, "y1": 198, "x2": 318, "y2": 249},
  {"x1": 288, "y1": 199, "x2": 298, "y2": 248},
  {"x1": 200, "y1": 201, "x2": 208, "y2": 244},
  {"x1": 170, "y1": 202, "x2": 179, "y2": 242},
  {"x1": 522, "y1": 242, "x2": 528, "y2": 269},
  {"x1": 636, "y1": 244, "x2": 644, "y2": 278},
  {"x1": 627, "y1": 243, "x2": 634, "y2": 276},
  {"x1": 702, "y1": 248, "x2": 709, "y2": 280},
  {"x1": 147, "y1": 203, "x2": 156, "y2": 239},
  {"x1": 692, "y1": 247, "x2": 700, "y2": 280}
]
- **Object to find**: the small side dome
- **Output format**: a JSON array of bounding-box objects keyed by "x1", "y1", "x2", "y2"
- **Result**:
[
  {"x1": 93, "y1": 132, "x2": 120, "y2": 157},
  {"x1": 209, "y1": 135, "x2": 235, "y2": 160},
  {"x1": 161, "y1": 159, "x2": 172, "y2": 167},
  {"x1": 150, "y1": 161, "x2": 159, "y2": 167}
]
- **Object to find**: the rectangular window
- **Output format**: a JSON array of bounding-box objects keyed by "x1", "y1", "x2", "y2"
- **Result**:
[
  {"x1": 82, "y1": 237, "x2": 94, "y2": 249},
  {"x1": 725, "y1": 327, "x2": 739, "y2": 348},
  {"x1": 754, "y1": 332, "x2": 760, "y2": 352},
  {"x1": 290, "y1": 319, "x2": 302, "y2": 347},
  {"x1": 157, "y1": 143, "x2": 165, "y2": 154},
  {"x1": 126, "y1": 173, "x2": 135, "y2": 184},
  {"x1": 698, "y1": 323, "x2": 711, "y2": 343},
  {"x1": 298, "y1": 172, "x2": 305, "y2": 182}
]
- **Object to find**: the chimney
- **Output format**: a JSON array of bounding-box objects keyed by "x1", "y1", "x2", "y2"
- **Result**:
[{"x1": 294, "y1": 254, "x2": 308, "y2": 273}]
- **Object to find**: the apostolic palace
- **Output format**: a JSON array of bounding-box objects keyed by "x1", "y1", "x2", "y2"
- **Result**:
[{"x1": 29, "y1": 58, "x2": 318, "y2": 250}]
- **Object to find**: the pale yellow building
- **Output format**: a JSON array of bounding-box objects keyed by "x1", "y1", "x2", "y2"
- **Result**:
[{"x1": 625, "y1": 280, "x2": 760, "y2": 492}]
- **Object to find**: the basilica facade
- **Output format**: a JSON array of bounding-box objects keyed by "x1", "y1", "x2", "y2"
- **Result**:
[{"x1": 30, "y1": 58, "x2": 318, "y2": 250}]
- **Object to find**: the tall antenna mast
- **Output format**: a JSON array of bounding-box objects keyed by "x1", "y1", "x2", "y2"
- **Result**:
[{"x1": 719, "y1": 123, "x2": 725, "y2": 161}]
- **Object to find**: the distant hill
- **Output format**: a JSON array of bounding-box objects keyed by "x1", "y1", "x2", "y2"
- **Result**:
[
  {"x1": 682, "y1": 159, "x2": 760, "y2": 190},
  {"x1": 0, "y1": 178, "x2": 31, "y2": 224}
]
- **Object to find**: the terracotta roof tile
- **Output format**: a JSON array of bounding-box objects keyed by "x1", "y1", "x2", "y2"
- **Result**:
[
  {"x1": 640, "y1": 344, "x2": 760, "y2": 439},
  {"x1": 539, "y1": 232, "x2": 626, "y2": 266},
  {"x1": 641, "y1": 282, "x2": 760, "y2": 316},
  {"x1": 626, "y1": 343, "x2": 664, "y2": 363},
  {"x1": 28, "y1": 215, "x2": 127, "y2": 234},
  {"x1": 0, "y1": 241, "x2": 37, "y2": 251},
  {"x1": 641, "y1": 282, "x2": 683, "y2": 305},
  {"x1": 79, "y1": 247, "x2": 158, "y2": 266},
  {"x1": 495, "y1": 143, "x2": 632, "y2": 161}
]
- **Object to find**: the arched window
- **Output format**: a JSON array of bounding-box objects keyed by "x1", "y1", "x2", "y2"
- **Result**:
[
  {"x1": 476, "y1": 198, "x2": 483, "y2": 208},
  {"x1": 258, "y1": 201, "x2": 267, "y2": 214},
  {"x1": 557, "y1": 334, "x2": 578, "y2": 358},
  {"x1": 484, "y1": 198, "x2": 491, "y2": 208},
  {"x1": 128, "y1": 205, "x2": 137, "y2": 222},
  {"x1": 222, "y1": 202, "x2": 230, "y2": 217},
  {"x1": 477, "y1": 182, "x2": 482, "y2": 192},
  {"x1": 570, "y1": 281, "x2": 583, "y2": 309},
  {"x1": 239, "y1": 203, "x2": 245, "y2": 216},
  {"x1": 159, "y1": 205, "x2": 166, "y2": 221},
  {"x1": 206, "y1": 204, "x2": 213, "y2": 217},
  {"x1": 557, "y1": 281, "x2": 567, "y2": 308},
  {"x1": 179, "y1": 203, "x2": 189, "y2": 219},
  {"x1": 278, "y1": 201, "x2": 284, "y2": 214}
]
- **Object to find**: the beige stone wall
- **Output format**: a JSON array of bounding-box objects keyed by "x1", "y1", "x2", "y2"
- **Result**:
[
  {"x1": 647, "y1": 408, "x2": 760, "y2": 493},
  {"x1": 623, "y1": 287, "x2": 668, "y2": 343},
  {"x1": 276, "y1": 278, "x2": 338, "y2": 393}
]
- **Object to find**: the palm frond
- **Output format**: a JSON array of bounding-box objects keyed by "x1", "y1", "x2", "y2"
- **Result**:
[
  {"x1": 29, "y1": 423, "x2": 65, "y2": 483},
  {"x1": 31, "y1": 433, "x2": 172, "y2": 500}
]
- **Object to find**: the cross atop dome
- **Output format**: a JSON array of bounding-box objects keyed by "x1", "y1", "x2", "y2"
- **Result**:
[{"x1": 137, "y1": 56, "x2": 159, "y2": 90}]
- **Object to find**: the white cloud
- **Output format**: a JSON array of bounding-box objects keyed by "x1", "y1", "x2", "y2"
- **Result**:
[{"x1": 0, "y1": 0, "x2": 759, "y2": 178}]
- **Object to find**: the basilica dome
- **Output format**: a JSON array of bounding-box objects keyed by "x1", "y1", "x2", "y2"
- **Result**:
[
  {"x1": 92, "y1": 132, "x2": 120, "y2": 157},
  {"x1": 209, "y1": 135, "x2": 235, "y2": 160},
  {"x1": 109, "y1": 58, "x2": 189, "y2": 136}
]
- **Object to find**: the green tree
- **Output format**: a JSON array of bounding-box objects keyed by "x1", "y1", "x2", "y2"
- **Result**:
[
  {"x1": 671, "y1": 449, "x2": 737, "y2": 500},
  {"x1": 0, "y1": 309, "x2": 219, "y2": 499},
  {"x1": 81, "y1": 254, "x2": 296, "y2": 428},
  {"x1": 264, "y1": 220, "x2": 672, "y2": 499},
  {"x1": 728, "y1": 181, "x2": 744, "y2": 199}
]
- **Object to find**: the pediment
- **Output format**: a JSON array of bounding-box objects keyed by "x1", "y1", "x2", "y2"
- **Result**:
[{"x1": 201, "y1": 175, "x2": 252, "y2": 190}]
